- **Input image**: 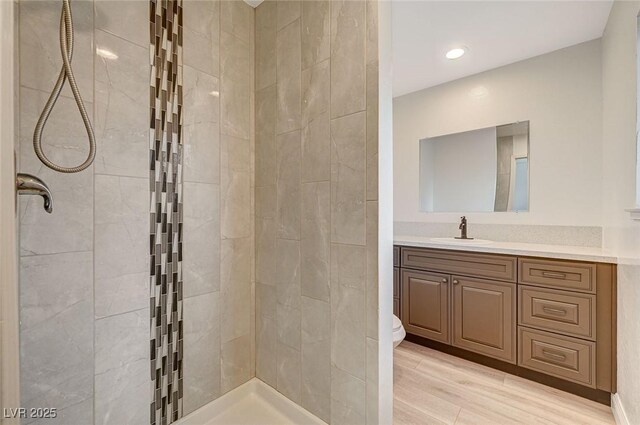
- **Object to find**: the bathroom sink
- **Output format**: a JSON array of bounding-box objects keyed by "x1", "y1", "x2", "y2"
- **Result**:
[{"x1": 429, "y1": 237, "x2": 493, "y2": 246}]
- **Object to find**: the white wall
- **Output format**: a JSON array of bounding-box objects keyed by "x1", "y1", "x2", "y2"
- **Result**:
[
  {"x1": 420, "y1": 126, "x2": 497, "y2": 212},
  {"x1": 601, "y1": 2, "x2": 640, "y2": 423},
  {"x1": 394, "y1": 39, "x2": 603, "y2": 226}
]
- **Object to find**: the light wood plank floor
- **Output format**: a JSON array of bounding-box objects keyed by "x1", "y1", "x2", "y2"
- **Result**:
[{"x1": 394, "y1": 341, "x2": 615, "y2": 425}]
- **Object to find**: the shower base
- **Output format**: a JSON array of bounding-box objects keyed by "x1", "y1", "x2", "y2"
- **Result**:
[{"x1": 177, "y1": 378, "x2": 327, "y2": 425}]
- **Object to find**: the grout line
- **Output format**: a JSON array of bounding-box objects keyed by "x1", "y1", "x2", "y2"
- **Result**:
[{"x1": 95, "y1": 305, "x2": 149, "y2": 322}]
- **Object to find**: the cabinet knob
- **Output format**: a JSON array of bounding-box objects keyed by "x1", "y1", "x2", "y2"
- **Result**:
[
  {"x1": 441, "y1": 278, "x2": 448, "y2": 283},
  {"x1": 453, "y1": 279, "x2": 459, "y2": 284}
]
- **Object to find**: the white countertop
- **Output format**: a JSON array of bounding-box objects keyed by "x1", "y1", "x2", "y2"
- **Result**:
[{"x1": 394, "y1": 235, "x2": 618, "y2": 263}]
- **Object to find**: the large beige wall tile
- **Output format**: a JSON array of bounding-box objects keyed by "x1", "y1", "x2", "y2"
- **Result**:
[
  {"x1": 220, "y1": 30, "x2": 253, "y2": 139},
  {"x1": 330, "y1": 112, "x2": 366, "y2": 245},
  {"x1": 183, "y1": 182, "x2": 221, "y2": 298},
  {"x1": 220, "y1": 237, "x2": 252, "y2": 343},
  {"x1": 301, "y1": 296, "x2": 331, "y2": 422},
  {"x1": 256, "y1": 217, "x2": 277, "y2": 286},
  {"x1": 256, "y1": 85, "x2": 277, "y2": 186},
  {"x1": 221, "y1": 134, "x2": 252, "y2": 239},
  {"x1": 183, "y1": 65, "x2": 220, "y2": 184},
  {"x1": 276, "y1": 238, "x2": 301, "y2": 309},
  {"x1": 183, "y1": 0, "x2": 220, "y2": 76},
  {"x1": 256, "y1": 186, "x2": 277, "y2": 286},
  {"x1": 221, "y1": 334, "x2": 252, "y2": 393},
  {"x1": 277, "y1": 0, "x2": 300, "y2": 30},
  {"x1": 331, "y1": 365, "x2": 366, "y2": 425},
  {"x1": 221, "y1": 30, "x2": 252, "y2": 84},
  {"x1": 331, "y1": 243, "x2": 366, "y2": 290},
  {"x1": 95, "y1": 0, "x2": 148, "y2": 48},
  {"x1": 221, "y1": 79, "x2": 252, "y2": 139},
  {"x1": 330, "y1": 0, "x2": 366, "y2": 119},
  {"x1": 94, "y1": 175, "x2": 149, "y2": 317},
  {"x1": 301, "y1": 60, "x2": 330, "y2": 183},
  {"x1": 95, "y1": 310, "x2": 149, "y2": 425},
  {"x1": 365, "y1": 337, "x2": 378, "y2": 425},
  {"x1": 256, "y1": 1, "x2": 277, "y2": 90},
  {"x1": 257, "y1": 281, "x2": 277, "y2": 319},
  {"x1": 366, "y1": 62, "x2": 379, "y2": 201},
  {"x1": 94, "y1": 30, "x2": 148, "y2": 178},
  {"x1": 256, "y1": 314, "x2": 277, "y2": 387},
  {"x1": 302, "y1": 59, "x2": 330, "y2": 126},
  {"x1": 366, "y1": 0, "x2": 378, "y2": 66},
  {"x1": 301, "y1": 1, "x2": 330, "y2": 70},
  {"x1": 301, "y1": 182, "x2": 330, "y2": 301},
  {"x1": 277, "y1": 342, "x2": 301, "y2": 403},
  {"x1": 331, "y1": 244, "x2": 366, "y2": 379},
  {"x1": 366, "y1": 201, "x2": 378, "y2": 339},
  {"x1": 20, "y1": 252, "x2": 93, "y2": 420},
  {"x1": 276, "y1": 19, "x2": 302, "y2": 134},
  {"x1": 221, "y1": 0, "x2": 254, "y2": 44},
  {"x1": 276, "y1": 131, "x2": 301, "y2": 239},
  {"x1": 183, "y1": 292, "x2": 221, "y2": 415},
  {"x1": 277, "y1": 302, "x2": 301, "y2": 349}
]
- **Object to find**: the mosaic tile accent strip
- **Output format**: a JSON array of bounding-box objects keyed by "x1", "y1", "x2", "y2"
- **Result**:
[{"x1": 150, "y1": 0, "x2": 184, "y2": 424}]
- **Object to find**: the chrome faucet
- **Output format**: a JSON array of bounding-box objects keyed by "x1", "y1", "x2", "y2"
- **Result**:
[
  {"x1": 455, "y1": 216, "x2": 473, "y2": 240},
  {"x1": 16, "y1": 173, "x2": 53, "y2": 213}
]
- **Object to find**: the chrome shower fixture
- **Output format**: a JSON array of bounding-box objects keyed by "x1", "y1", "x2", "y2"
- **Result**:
[{"x1": 32, "y1": 0, "x2": 95, "y2": 173}]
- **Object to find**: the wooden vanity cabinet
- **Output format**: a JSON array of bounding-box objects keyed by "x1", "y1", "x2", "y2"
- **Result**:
[
  {"x1": 401, "y1": 269, "x2": 450, "y2": 343},
  {"x1": 452, "y1": 276, "x2": 516, "y2": 363},
  {"x1": 396, "y1": 245, "x2": 617, "y2": 402}
]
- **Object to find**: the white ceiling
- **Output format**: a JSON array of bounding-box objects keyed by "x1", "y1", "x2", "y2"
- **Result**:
[{"x1": 392, "y1": 0, "x2": 613, "y2": 97}]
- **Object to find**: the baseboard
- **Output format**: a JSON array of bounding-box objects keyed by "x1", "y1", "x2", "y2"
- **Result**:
[{"x1": 611, "y1": 393, "x2": 631, "y2": 425}]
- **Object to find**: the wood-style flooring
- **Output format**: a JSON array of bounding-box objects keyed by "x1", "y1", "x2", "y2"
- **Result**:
[{"x1": 394, "y1": 341, "x2": 615, "y2": 425}]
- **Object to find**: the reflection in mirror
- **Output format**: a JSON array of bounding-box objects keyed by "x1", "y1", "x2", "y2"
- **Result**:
[{"x1": 419, "y1": 121, "x2": 529, "y2": 213}]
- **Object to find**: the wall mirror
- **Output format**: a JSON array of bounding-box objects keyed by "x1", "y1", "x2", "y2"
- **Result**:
[{"x1": 419, "y1": 121, "x2": 529, "y2": 213}]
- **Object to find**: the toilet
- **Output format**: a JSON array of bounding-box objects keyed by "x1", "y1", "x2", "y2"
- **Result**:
[{"x1": 393, "y1": 314, "x2": 406, "y2": 348}]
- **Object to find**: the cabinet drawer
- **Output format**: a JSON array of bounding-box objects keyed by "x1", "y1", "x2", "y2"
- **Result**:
[
  {"x1": 519, "y1": 286, "x2": 596, "y2": 340},
  {"x1": 394, "y1": 246, "x2": 400, "y2": 267},
  {"x1": 402, "y1": 248, "x2": 516, "y2": 282},
  {"x1": 393, "y1": 268, "x2": 400, "y2": 298},
  {"x1": 518, "y1": 327, "x2": 596, "y2": 388},
  {"x1": 519, "y1": 258, "x2": 595, "y2": 293}
]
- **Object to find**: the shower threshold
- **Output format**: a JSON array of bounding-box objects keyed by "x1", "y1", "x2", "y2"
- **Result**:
[{"x1": 177, "y1": 378, "x2": 327, "y2": 425}]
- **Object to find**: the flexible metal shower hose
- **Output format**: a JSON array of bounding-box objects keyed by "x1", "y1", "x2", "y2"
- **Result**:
[{"x1": 32, "y1": 0, "x2": 95, "y2": 173}]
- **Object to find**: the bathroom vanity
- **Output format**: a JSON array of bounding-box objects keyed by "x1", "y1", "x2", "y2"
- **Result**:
[{"x1": 393, "y1": 239, "x2": 617, "y2": 403}]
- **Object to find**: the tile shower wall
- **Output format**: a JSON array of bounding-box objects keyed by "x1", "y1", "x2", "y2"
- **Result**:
[
  {"x1": 17, "y1": 0, "x2": 254, "y2": 423},
  {"x1": 254, "y1": 1, "x2": 380, "y2": 423}
]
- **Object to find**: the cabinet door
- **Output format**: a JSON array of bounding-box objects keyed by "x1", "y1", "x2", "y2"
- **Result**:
[
  {"x1": 401, "y1": 269, "x2": 450, "y2": 344},
  {"x1": 452, "y1": 276, "x2": 516, "y2": 363}
]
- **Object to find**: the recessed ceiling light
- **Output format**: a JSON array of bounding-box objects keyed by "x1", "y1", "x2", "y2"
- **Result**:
[
  {"x1": 445, "y1": 48, "x2": 466, "y2": 60},
  {"x1": 96, "y1": 48, "x2": 118, "y2": 60}
]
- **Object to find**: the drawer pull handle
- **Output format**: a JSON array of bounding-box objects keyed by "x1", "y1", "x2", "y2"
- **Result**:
[
  {"x1": 541, "y1": 271, "x2": 567, "y2": 279},
  {"x1": 542, "y1": 306, "x2": 567, "y2": 316},
  {"x1": 542, "y1": 349, "x2": 567, "y2": 362}
]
